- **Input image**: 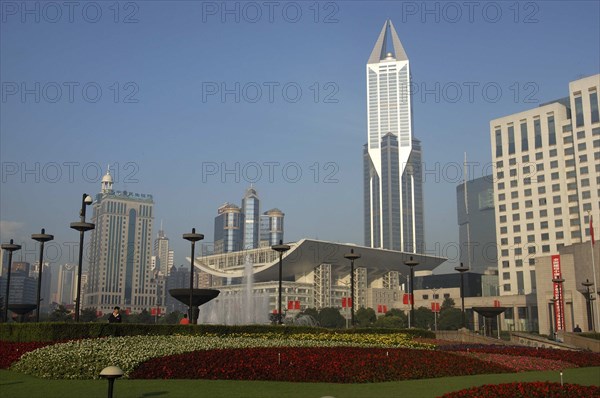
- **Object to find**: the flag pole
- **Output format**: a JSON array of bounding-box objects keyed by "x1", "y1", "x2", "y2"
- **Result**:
[{"x1": 589, "y1": 211, "x2": 598, "y2": 332}]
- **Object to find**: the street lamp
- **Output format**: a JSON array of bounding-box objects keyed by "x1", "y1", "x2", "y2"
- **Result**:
[
  {"x1": 344, "y1": 249, "x2": 361, "y2": 327},
  {"x1": 99, "y1": 366, "x2": 124, "y2": 398},
  {"x1": 1, "y1": 239, "x2": 21, "y2": 323},
  {"x1": 70, "y1": 193, "x2": 95, "y2": 322},
  {"x1": 183, "y1": 228, "x2": 204, "y2": 324},
  {"x1": 31, "y1": 228, "x2": 54, "y2": 322},
  {"x1": 429, "y1": 287, "x2": 439, "y2": 331},
  {"x1": 272, "y1": 240, "x2": 290, "y2": 325},
  {"x1": 455, "y1": 263, "x2": 469, "y2": 329},
  {"x1": 552, "y1": 276, "x2": 565, "y2": 335},
  {"x1": 404, "y1": 256, "x2": 419, "y2": 327},
  {"x1": 582, "y1": 279, "x2": 595, "y2": 332}
]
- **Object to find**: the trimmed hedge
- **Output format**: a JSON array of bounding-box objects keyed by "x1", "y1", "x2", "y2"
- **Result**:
[{"x1": 0, "y1": 323, "x2": 435, "y2": 342}]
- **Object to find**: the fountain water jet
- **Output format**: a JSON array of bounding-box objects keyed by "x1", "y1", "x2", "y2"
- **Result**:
[{"x1": 198, "y1": 256, "x2": 270, "y2": 325}]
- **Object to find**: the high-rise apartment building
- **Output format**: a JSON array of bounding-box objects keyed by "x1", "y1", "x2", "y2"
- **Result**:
[
  {"x1": 85, "y1": 169, "x2": 157, "y2": 314},
  {"x1": 490, "y1": 74, "x2": 599, "y2": 296},
  {"x1": 242, "y1": 187, "x2": 260, "y2": 249},
  {"x1": 364, "y1": 20, "x2": 424, "y2": 253},
  {"x1": 456, "y1": 175, "x2": 497, "y2": 274}
]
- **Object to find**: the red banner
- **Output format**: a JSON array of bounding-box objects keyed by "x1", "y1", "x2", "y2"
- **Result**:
[
  {"x1": 295, "y1": 300, "x2": 300, "y2": 310},
  {"x1": 431, "y1": 302, "x2": 440, "y2": 313},
  {"x1": 493, "y1": 300, "x2": 501, "y2": 308},
  {"x1": 288, "y1": 301, "x2": 301, "y2": 310},
  {"x1": 402, "y1": 293, "x2": 413, "y2": 305},
  {"x1": 551, "y1": 254, "x2": 564, "y2": 331},
  {"x1": 377, "y1": 304, "x2": 383, "y2": 313},
  {"x1": 151, "y1": 308, "x2": 161, "y2": 316}
]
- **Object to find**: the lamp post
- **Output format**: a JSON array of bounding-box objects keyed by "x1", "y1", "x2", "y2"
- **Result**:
[
  {"x1": 70, "y1": 193, "x2": 95, "y2": 322},
  {"x1": 272, "y1": 240, "x2": 290, "y2": 325},
  {"x1": 183, "y1": 228, "x2": 204, "y2": 324},
  {"x1": 455, "y1": 264, "x2": 469, "y2": 329},
  {"x1": 430, "y1": 287, "x2": 439, "y2": 331},
  {"x1": 552, "y1": 277, "x2": 565, "y2": 335},
  {"x1": 1, "y1": 239, "x2": 21, "y2": 323},
  {"x1": 31, "y1": 229, "x2": 54, "y2": 322},
  {"x1": 404, "y1": 256, "x2": 419, "y2": 327},
  {"x1": 582, "y1": 279, "x2": 594, "y2": 331},
  {"x1": 344, "y1": 249, "x2": 361, "y2": 327},
  {"x1": 99, "y1": 366, "x2": 124, "y2": 398}
]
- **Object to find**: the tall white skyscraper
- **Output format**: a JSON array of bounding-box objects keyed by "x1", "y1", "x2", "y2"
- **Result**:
[
  {"x1": 242, "y1": 186, "x2": 260, "y2": 249},
  {"x1": 154, "y1": 223, "x2": 173, "y2": 276},
  {"x1": 85, "y1": 168, "x2": 157, "y2": 314},
  {"x1": 364, "y1": 20, "x2": 424, "y2": 252}
]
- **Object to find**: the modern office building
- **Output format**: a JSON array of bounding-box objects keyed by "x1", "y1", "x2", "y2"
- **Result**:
[
  {"x1": 456, "y1": 175, "x2": 498, "y2": 274},
  {"x1": 490, "y1": 74, "x2": 599, "y2": 296},
  {"x1": 214, "y1": 203, "x2": 244, "y2": 254},
  {"x1": 260, "y1": 208, "x2": 285, "y2": 247},
  {"x1": 85, "y1": 168, "x2": 158, "y2": 314},
  {"x1": 242, "y1": 187, "x2": 260, "y2": 249},
  {"x1": 364, "y1": 19, "x2": 424, "y2": 253}
]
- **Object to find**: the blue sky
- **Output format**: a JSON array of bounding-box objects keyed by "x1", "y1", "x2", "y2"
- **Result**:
[{"x1": 1, "y1": 1, "x2": 599, "y2": 272}]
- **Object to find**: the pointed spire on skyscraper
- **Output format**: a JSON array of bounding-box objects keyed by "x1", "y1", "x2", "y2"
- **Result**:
[{"x1": 368, "y1": 19, "x2": 408, "y2": 64}]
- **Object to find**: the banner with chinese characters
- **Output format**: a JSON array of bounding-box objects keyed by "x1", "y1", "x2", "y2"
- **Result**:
[{"x1": 551, "y1": 254, "x2": 564, "y2": 331}]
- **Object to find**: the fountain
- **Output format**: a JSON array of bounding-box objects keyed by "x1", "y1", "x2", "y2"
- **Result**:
[{"x1": 198, "y1": 256, "x2": 270, "y2": 325}]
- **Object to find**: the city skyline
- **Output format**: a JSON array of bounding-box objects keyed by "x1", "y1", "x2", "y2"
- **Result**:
[{"x1": 1, "y1": 2, "x2": 599, "y2": 273}]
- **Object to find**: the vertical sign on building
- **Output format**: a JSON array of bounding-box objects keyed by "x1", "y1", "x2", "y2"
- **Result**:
[{"x1": 551, "y1": 255, "x2": 564, "y2": 331}]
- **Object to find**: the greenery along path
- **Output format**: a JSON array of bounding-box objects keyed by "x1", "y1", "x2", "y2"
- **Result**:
[{"x1": 1, "y1": 367, "x2": 599, "y2": 398}]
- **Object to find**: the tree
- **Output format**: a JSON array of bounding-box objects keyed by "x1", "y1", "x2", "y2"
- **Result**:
[
  {"x1": 374, "y1": 314, "x2": 407, "y2": 329},
  {"x1": 49, "y1": 305, "x2": 72, "y2": 322},
  {"x1": 413, "y1": 306, "x2": 434, "y2": 329},
  {"x1": 161, "y1": 311, "x2": 182, "y2": 324},
  {"x1": 130, "y1": 309, "x2": 153, "y2": 324},
  {"x1": 438, "y1": 298, "x2": 462, "y2": 330},
  {"x1": 318, "y1": 307, "x2": 346, "y2": 328},
  {"x1": 80, "y1": 307, "x2": 99, "y2": 323},
  {"x1": 355, "y1": 307, "x2": 377, "y2": 327}
]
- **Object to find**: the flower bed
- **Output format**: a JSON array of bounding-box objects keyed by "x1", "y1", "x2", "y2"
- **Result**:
[
  {"x1": 10, "y1": 333, "x2": 429, "y2": 379},
  {"x1": 439, "y1": 344, "x2": 600, "y2": 367},
  {"x1": 130, "y1": 347, "x2": 512, "y2": 383},
  {"x1": 440, "y1": 382, "x2": 600, "y2": 398},
  {"x1": 0, "y1": 341, "x2": 53, "y2": 369},
  {"x1": 453, "y1": 351, "x2": 575, "y2": 372}
]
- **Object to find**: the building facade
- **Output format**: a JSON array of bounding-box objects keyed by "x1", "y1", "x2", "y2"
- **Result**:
[
  {"x1": 56, "y1": 263, "x2": 77, "y2": 306},
  {"x1": 456, "y1": 175, "x2": 498, "y2": 274},
  {"x1": 364, "y1": 19, "x2": 424, "y2": 253},
  {"x1": 490, "y1": 74, "x2": 599, "y2": 296},
  {"x1": 85, "y1": 169, "x2": 157, "y2": 314}
]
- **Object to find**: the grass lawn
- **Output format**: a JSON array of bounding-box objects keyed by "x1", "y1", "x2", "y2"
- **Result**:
[{"x1": 1, "y1": 367, "x2": 599, "y2": 398}]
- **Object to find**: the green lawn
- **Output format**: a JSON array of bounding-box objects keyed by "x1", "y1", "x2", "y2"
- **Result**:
[{"x1": 1, "y1": 368, "x2": 599, "y2": 398}]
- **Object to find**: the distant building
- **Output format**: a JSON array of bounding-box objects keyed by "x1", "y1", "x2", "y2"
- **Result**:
[
  {"x1": 260, "y1": 208, "x2": 285, "y2": 247},
  {"x1": 56, "y1": 264, "x2": 77, "y2": 306},
  {"x1": 153, "y1": 224, "x2": 174, "y2": 276},
  {"x1": 214, "y1": 203, "x2": 243, "y2": 254},
  {"x1": 456, "y1": 175, "x2": 497, "y2": 274},
  {"x1": 0, "y1": 261, "x2": 36, "y2": 306},
  {"x1": 242, "y1": 187, "x2": 260, "y2": 249},
  {"x1": 490, "y1": 74, "x2": 599, "y2": 296},
  {"x1": 85, "y1": 168, "x2": 157, "y2": 314}
]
